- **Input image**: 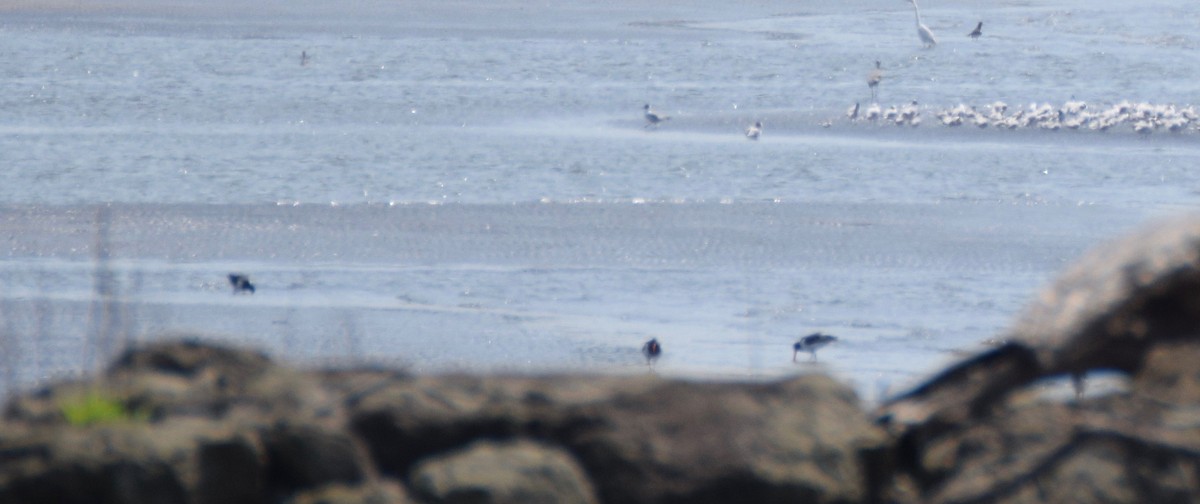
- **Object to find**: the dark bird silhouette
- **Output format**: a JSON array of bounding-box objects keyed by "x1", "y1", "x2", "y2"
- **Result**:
[
  {"x1": 793, "y1": 332, "x2": 838, "y2": 362},
  {"x1": 228, "y1": 273, "x2": 255, "y2": 294},
  {"x1": 968, "y1": 21, "x2": 982, "y2": 39},
  {"x1": 642, "y1": 338, "x2": 662, "y2": 365}
]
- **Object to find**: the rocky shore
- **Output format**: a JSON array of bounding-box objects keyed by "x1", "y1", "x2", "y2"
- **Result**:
[{"x1": 5, "y1": 215, "x2": 1200, "y2": 503}]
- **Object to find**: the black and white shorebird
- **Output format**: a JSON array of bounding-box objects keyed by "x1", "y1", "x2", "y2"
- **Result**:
[
  {"x1": 745, "y1": 121, "x2": 762, "y2": 140},
  {"x1": 643, "y1": 104, "x2": 670, "y2": 128},
  {"x1": 867, "y1": 61, "x2": 883, "y2": 101},
  {"x1": 228, "y1": 273, "x2": 255, "y2": 295},
  {"x1": 793, "y1": 332, "x2": 838, "y2": 362},
  {"x1": 968, "y1": 21, "x2": 982, "y2": 39},
  {"x1": 642, "y1": 338, "x2": 662, "y2": 365}
]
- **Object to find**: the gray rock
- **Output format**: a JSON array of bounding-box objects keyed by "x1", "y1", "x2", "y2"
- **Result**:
[
  {"x1": 349, "y1": 373, "x2": 887, "y2": 504},
  {"x1": 410, "y1": 440, "x2": 597, "y2": 504},
  {"x1": 285, "y1": 481, "x2": 413, "y2": 504},
  {"x1": 0, "y1": 422, "x2": 198, "y2": 504},
  {"x1": 561, "y1": 375, "x2": 886, "y2": 504},
  {"x1": 264, "y1": 421, "x2": 368, "y2": 493},
  {"x1": 904, "y1": 363, "x2": 1200, "y2": 504},
  {"x1": 878, "y1": 216, "x2": 1200, "y2": 503},
  {"x1": 2, "y1": 339, "x2": 889, "y2": 504},
  {"x1": 195, "y1": 432, "x2": 265, "y2": 504},
  {"x1": 0, "y1": 339, "x2": 378, "y2": 504},
  {"x1": 348, "y1": 374, "x2": 654, "y2": 477},
  {"x1": 107, "y1": 336, "x2": 273, "y2": 385},
  {"x1": 882, "y1": 215, "x2": 1200, "y2": 428}
]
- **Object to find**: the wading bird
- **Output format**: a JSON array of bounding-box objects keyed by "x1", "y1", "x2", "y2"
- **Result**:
[
  {"x1": 907, "y1": 0, "x2": 938, "y2": 48},
  {"x1": 228, "y1": 273, "x2": 255, "y2": 294},
  {"x1": 867, "y1": 60, "x2": 884, "y2": 101},
  {"x1": 968, "y1": 21, "x2": 982, "y2": 39},
  {"x1": 793, "y1": 332, "x2": 838, "y2": 362},
  {"x1": 642, "y1": 338, "x2": 662, "y2": 365},
  {"x1": 643, "y1": 104, "x2": 670, "y2": 128}
]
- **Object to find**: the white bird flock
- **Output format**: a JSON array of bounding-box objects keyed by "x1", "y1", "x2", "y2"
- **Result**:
[{"x1": 845, "y1": 99, "x2": 1199, "y2": 134}]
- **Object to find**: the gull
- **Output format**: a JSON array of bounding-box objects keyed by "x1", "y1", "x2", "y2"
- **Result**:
[
  {"x1": 745, "y1": 121, "x2": 763, "y2": 140},
  {"x1": 884, "y1": 105, "x2": 900, "y2": 122},
  {"x1": 643, "y1": 104, "x2": 670, "y2": 128},
  {"x1": 899, "y1": 100, "x2": 920, "y2": 125},
  {"x1": 865, "y1": 103, "x2": 882, "y2": 122}
]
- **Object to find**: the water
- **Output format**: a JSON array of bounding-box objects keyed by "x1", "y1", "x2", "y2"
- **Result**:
[{"x1": 1, "y1": 0, "x2": 1198, "y2": 402}]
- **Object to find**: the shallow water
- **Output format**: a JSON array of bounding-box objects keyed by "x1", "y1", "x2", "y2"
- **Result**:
[
  {"x1": 0, "y1": 0, "x2": 1197, "y2": 401},
  {"x1": 0, "y1": 201, "x2": 1157, "y2": 403}
]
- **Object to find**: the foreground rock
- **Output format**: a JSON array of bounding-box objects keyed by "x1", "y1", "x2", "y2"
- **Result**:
[
  {"x1": 908, "y1": 342, "x2": 1200, "y2": 504},
  {"x1": 349, "y1": 373, "x2": 888, "y2": 504},
  {"x1": 410, "y1": 440, "x2": 597, "y2": 504},
  {"x1": 0, "y1": 340, "x2": 885, "y2": 503},
  {"x1": 0, "y1": 339, "x2": 387, "y2": 504},
  {"x1": 881, "y1": 215, "x2": 1200, "y2": 503}
]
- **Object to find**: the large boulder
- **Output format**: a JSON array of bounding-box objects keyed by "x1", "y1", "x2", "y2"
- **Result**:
[
  {"x1": 0, "y1": 418, "x2": 243, "y2": 504},
  {"x1": 897, "y1": 345, "x2": 1200, "y2": 503},
  {"x1": 347, "y1": 374, "x2": 650, "y2": 478},
  {"x1": 410, "y1": 439, "x2": 597, "y2": 504},
  {"x1": 284, "y1": 481, "x2": 412, "y2": 504},
  {"x1": 881, "y1": 216, "x2": 1200, "y2": 430},
  {"x1": 880, "y1": 215, "x2": 1200, "y2": 503},
  {"x1": 560, "y1": 375, "x2": 888, "y2": 504},
  {"x1": 349, "y1": 373, "x2": 888, "y2": 504},
  {"x1": 0, "y1": 339, "x2": 380, "y2": 504},
  {"x1": 1, "y1": 339, "x2": 888, "y2": 503}
]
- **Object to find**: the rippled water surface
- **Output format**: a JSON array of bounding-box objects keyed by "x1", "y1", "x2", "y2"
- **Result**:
[{"x1": 0, "y1": 0, "x2": 1198, "y2": 400}]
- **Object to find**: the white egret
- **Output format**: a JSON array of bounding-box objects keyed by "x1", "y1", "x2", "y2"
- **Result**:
[{"x1": 907, "y1": 0, "x2": 938, "y2": 48}]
